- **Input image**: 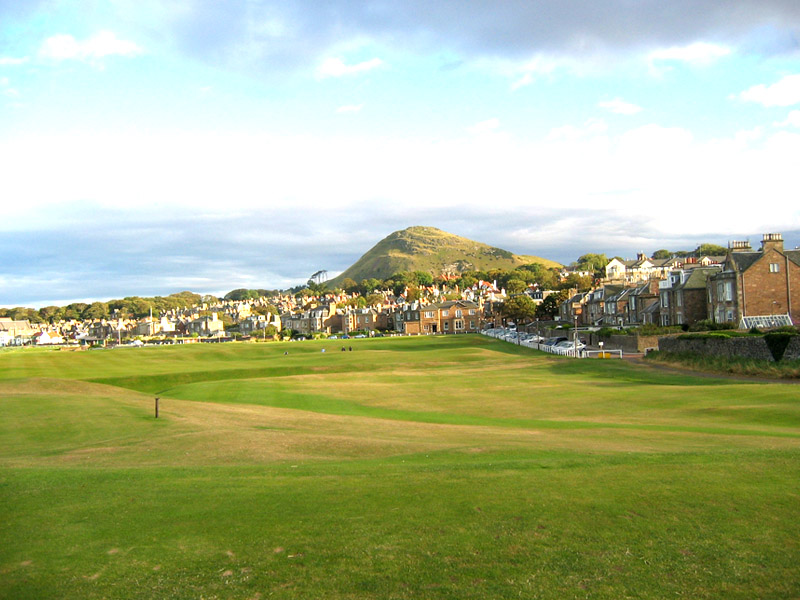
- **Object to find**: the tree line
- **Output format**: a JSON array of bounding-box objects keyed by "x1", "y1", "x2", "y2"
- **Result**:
[{"x1": 0, "y1": 291, "x2": 211, "y2": 324}]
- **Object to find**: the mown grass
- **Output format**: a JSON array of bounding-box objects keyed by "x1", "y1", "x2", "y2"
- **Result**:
[{"x1": 1, "y1": 335, "x2": 799, "y2": 599}]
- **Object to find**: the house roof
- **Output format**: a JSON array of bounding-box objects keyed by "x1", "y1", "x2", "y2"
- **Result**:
[
  {"x1": 726, "y1": 248, "x2": 800, "y2": 272},
  {"x1": 677, "y1": 266, "x2": 721, "y2": 290}
]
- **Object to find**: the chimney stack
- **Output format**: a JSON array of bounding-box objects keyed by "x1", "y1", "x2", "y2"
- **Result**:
[
  {"x1": 728, "y1": 240, "x2": 752, "y2": 253},
  {"x1": 760, "y1": 233, "x2": 783, "y2": 253}
]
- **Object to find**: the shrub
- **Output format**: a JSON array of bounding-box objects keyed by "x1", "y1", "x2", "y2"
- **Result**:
[
  {"x1": 764, "y1": 332, "x2": 797, "y2": 362},
  {"x1": 688, "y1": 319, "x2": 737, "y2": 332}
]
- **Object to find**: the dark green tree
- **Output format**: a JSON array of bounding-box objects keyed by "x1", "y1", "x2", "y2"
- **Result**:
[
  {"x1": 536, "y1": 291, "x2": 568, "y2": 320},
  {"x1": 502, "y1": 295, "x2": 537, "y2": 339},
  {"x1": 576, "y1": 253, "x2": 608, "y2": 272},
  {"x1": 695, "y1": 243, "x2": 727, "y2": 257}
]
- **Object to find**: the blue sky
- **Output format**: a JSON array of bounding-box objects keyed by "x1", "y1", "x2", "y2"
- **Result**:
[{"x1": 2, "y1": 1, "x2": 800, "y2": 307}]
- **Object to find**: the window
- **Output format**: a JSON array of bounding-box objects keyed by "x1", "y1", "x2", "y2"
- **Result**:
[
  {"x1": 455, "y1": 320, "x2": 464, "y2": 330},
  {"x1": 443, "y1": 321, "x2": 450, "y2": 331},
  {"x1": 442, "y1": 310, "x2": 449, "y2": 317},
  {"x1": 661, "y1": 314, "x2": 670, "y2": 326},
  {"x1": 455, "y1": 310, "x2": 462, "y2": 317},
  {"x1": 469, "y1": 309, "x2": 476, "y2": 315},
  {"x1": 724, "y1": 282, "x2": 733, "y2": 302},
  {"x1": 424, "y1": 311, "x2": 434, "y2": 318},
  {"x1": 676, "y1": 291, "x2": 683, "y2": 307},
  {"x1": 770, "y1": 263, "x2": 780, "y2": 273},
  {"x1": 469, "y1": 320, "x2": 475, "y2": 329},
  {"x1": 660, "y1": 292, "x2": 669, "y2": 308}
]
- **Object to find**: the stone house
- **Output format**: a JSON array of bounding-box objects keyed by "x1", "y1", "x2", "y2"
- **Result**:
[
  {"x1": 624, "y1": 280, "x2": 661, "y2": 325},
  {"x1": 187, "y1": 313, "x2": 225, "y2": 336},
  {"x1": 708, "y1": 233, "x2": 800, "y2": 328},
  {"x1": 658, "y1": 266, "x2": 721, "y2": 327}
]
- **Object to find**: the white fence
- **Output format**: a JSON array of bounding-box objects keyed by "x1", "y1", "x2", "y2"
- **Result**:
[{"x1": 482, "y1": 329, "x2": 623, "y2": 359}]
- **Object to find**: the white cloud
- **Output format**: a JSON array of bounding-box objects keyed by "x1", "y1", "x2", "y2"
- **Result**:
[
  {"x1": 336, "y1": 103, "x2": 364, "y2": 114},
  {"x1": 775, "y1": 110, "x2": 800, "y2": 128},
  {"x1": 547, "y1": 118, "x2": 608, "y2": 141},
  {"x1": 739, "y1": 74, "x2": 800, "y2": 107},
  {"x1": 315, "y1": 57, "x2": 384, "y2": 78},
  {"x1": 477, "y1": 54, "x2": 582, "y2": 91},
  {"x1": 467, "y1": 118, "x2": 500, "y2": 135},
  {"x1": 649, "y1": 42, "x2": 732, "y2": 65},
  {"x1": 598, "y1": 98, "x2": 642, "y2": 115},
  {"x1": 2, "y1": 122, "x2": 798, "y2": 249},
  {"x1": 0, "y1": 56, "x2": 29, "y2": 65},
  {"x1": 38, "y1": 31, "x2": 142, "y2": 62}
]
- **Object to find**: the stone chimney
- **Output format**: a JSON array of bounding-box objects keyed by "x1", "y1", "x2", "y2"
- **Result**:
[
  {"x1": 760, "y1": 233, "x2": 783, "y2": 253},
  {"x1": 728, "y1": 240, "x2": 752, "y2": 253},
  {"x1": 636, "y1": 252, "x2": 646, "y2": 262}
]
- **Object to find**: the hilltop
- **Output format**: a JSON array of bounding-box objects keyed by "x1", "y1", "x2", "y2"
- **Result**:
[{"x1": 326, "y1": 226, "x2": 560, "y2": 288}]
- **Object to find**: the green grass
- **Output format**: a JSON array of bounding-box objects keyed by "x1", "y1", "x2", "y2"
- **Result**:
[
  {"x1": 1, "y1": 335, "x2": 799, "y2": 599},
  {"x1": 646, "y1": 350, "x2": 800, "y2": 379}
]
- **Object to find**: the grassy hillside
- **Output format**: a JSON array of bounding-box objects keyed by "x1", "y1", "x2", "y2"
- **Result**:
[
  {"x1": 327, "y1": 226, "x2": 560, "y2": 287},
  {"x1": 1, "y1": 338, "x2": 799, "y2": 599}
]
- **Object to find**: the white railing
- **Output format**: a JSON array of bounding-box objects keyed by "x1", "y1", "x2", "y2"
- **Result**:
[
  {"x1": 584, "y1": 349, "x2": 623, "y2": 359},
  {"x1": 481, "y1": 329, "x2": 587, "y2": 358}
]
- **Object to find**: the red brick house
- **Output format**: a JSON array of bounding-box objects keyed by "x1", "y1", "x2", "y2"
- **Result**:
[{"x1": 708, "y1": 234, "x2": 800, "y2": 328}]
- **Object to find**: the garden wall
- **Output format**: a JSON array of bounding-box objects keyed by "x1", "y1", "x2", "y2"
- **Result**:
[
  {"x1": 659, "y1": 335, "x2": 800, "y2": 362},
  {"x1": 587, "y1": 333, "x2": 662, "y2": 353}
]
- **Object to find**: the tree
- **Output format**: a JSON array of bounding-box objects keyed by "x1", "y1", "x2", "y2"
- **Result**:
[
  {"x1": 501, "y1": 295, "x2": 537, "y2": 337},
  {"x1": 83, "y1": 301, "x2": 109, "y2": 320},
  {"x1": 505, "y1": 278, "x2": 527, "y2": 296},
  {"x1": 341, "y1": 278, "x2": 358, "y2": 294},
  {"x1": 364, "y1": 293, "x2": 383, "y2": 307},
  {"x1": 253, "y1": 304, "x2": 278, "y2": 316},
  {"x1": 225, "y1": 289, "x2": 259, "y2": 301},
  {"x1": 360, "y1": 278, "x2": 382, "y2": 294},
  {"x1": 695, "y1": 243, "x2": 727, "y2": 257},
  {"x1": 413, "y1": 271, "x2": 434, "y2": 286},
  {"x1": 576, "y1": 253, "x2": 608, "y2": 272},
  {"x1": 560, "y1": 274, "x2": 593, "y2": 292},
  {"x1": 536, "y1": 291, "x2": 568, "y2": 320},
  {"x1": 652, "y1": 249, "x2": 672, "y2": 259},
  {"x1": 457, "y1": 274, "x2": 477, "y2": 289},
  {"x1": 38, "y1": 306, "x2": 64, "y2": 323}
]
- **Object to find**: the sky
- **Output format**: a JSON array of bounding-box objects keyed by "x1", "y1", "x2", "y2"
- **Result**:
[{"x1": 2, "y1": 0, "x2": 800, "y2": 308}]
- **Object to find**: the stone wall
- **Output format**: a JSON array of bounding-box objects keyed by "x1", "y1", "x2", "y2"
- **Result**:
[
  {"x1": 587, "y1": 333, "x2": 661, "y2": 353},
  {"x1": 657, "y1": 335, "x2": 800, "y2": 362},
  {"x1": 783, "y1": 336, "x2": 800, "y2": 361}
]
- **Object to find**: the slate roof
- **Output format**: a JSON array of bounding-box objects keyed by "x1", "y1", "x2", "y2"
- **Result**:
[{"x1": 727, "y1": 249, "x2": 800, "y2": 272}]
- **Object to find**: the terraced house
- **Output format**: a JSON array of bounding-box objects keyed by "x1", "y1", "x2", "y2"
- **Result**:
[
  {"x1": 658, "y1": 266, "x2": 721, "y2": 327},
  {"x1": 395, "y1": 300, "x2": 482, "y2": 334},
  {"x1": 708, "y1": 234, "x2": 800, "y2": 328}
]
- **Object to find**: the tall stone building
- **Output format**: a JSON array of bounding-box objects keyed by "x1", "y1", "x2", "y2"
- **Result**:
[{"x1": 708, "y1": 233, "x2": 800, "y2": 328}]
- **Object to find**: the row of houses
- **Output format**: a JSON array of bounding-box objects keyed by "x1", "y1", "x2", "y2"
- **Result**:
[
  {"x1": 560, "y1": 234, "x2": 799, "y2": 329},
  {"x1": 279, "y1": 299, "x2": 485, "y2": 336}
]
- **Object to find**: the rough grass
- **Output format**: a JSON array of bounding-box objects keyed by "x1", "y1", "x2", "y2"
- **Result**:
[
  {"x1": 1, "y1": 335, "x2": 799, "y2": 599},
  {"x1": 646, "y1": 350, "x2": 800, "y2": 379}
]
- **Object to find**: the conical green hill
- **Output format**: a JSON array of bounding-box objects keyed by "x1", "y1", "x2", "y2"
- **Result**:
[{"x1": 326, "y1": 226, "x2": 560, "y2": 288}]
